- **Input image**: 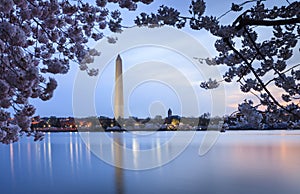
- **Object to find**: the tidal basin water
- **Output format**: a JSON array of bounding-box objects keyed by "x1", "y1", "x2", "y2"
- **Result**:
[{"x1": 1, "y1": 131, "x2": 300, "y2": 194}]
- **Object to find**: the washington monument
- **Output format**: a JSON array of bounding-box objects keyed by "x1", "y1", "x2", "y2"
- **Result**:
[{"x1": 114, "y1": 54, "x2": 124, "y2": 119}]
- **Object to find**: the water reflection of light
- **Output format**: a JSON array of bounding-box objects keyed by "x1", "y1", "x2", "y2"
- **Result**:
[
  {"x1": 74, "y1": 133, "x2": 79, "y2": 171},
  {"x1": 43, "y1": 135, "x2": 47, "y2": 175},
  {"x1": 79, "y1": 135, "x2": 82, "y2": 164},
  {"x1": 35, "y1": 141, "x2": 41, "y2": 174},
  {"x1": 47, "y1": 133, "x2": 53, "y2": 181},
  {"x1": 111, "y1": 138, "x2": 115, "y2": 162},
  {"x1": 280, "y1": 140, "x2": 287, "y2": 162},
  {"x1": 27, "y1": 142, "x2": 32, "y2": 176},
  {"x1": 132, "y1": 137, "x2": 139, "y2": 169},
  {"x1": 277, "y1": 139, "x2": 300, "y2": 177},
  {"x1": 17, "y1": 141, "x2": 21, "y2": 170},
  {"x1": 9, "y1": 144, "x2": 14, "y2": 181},
  {"x1": 156, "y1": 138, "x2": 162, "y2": 165},
  {"x1": 84, "y1": 132, "x2": 91, "y2": 167},
  {"x1": 99, "y1": 138, "x2": 103, "y2": 156},
  {"x1": 227, "y1": 135, "x2": 300, "y2": 180},
  {"x1": 69, "y1": 132, "x2": 74, "y2": 174}
]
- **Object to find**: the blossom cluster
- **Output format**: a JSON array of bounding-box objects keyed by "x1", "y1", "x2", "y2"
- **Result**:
[
  {"x1": 0, "y1": 0, "x2": 153, "y2": 144},
  {"x1": 236, "y1": 100, "x2": 263, "y2": 129}
]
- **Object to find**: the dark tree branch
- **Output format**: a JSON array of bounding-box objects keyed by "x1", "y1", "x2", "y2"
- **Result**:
[{"x1": 236, "y1": 17, "x2": 300, "y2": 30}]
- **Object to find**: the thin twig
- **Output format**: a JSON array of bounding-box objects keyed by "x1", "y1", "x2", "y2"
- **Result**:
[{"x1": 217, "y1": 0, "x2": 262, "y2": 20}]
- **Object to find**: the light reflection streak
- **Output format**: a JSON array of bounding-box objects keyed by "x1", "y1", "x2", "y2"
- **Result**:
[
  {"x1": 9, "y1": 144, "x2": 14, "y2": 181},
  {"x1": 132, "y1": 137, "x2": 139, "y2": 169},
  {"x1": 35, "y1": 142, "x2": 41, "y2": 175},
  {"x1": 85, "y1": 132, "x2": 91, "y2": 167},
  {"x1": 75, "y1": 133, "x2": 79, "y2": 172},
  {"x1": 111, "y1": 137, "x2": 115, "y2": 162},
  {"x1": 43, "y1": 136, "x2": 47, "y2": 175},
  {"x1": 99, "y1": 138, "x2": 103, "y2": 156},
  {"x1": 17, "y1": 141, "x2": 21, "y2": 170},
  {"x1": 280, "y1": 140, "x2": 287, "y2": 163},
  {"x1": 27, "y1": 142, "x2": 32, "y2": 177},
  {"x1": 79, "y1": 134, "x2": 82, "y2": 164},
  {"x1": 69, "y1": 132, "x2": 74, "y2": 175},
  {"x1": 47, "y1": 133, "x2": 53, "y2": 183},
  {"x1": 156, "y1": 138, "x2": 162, "y2": 165}
]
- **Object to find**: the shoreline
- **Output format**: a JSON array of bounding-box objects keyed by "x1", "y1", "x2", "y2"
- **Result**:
[{"x1": 35, "y1": 127, "x2": 300, "y2": 133}]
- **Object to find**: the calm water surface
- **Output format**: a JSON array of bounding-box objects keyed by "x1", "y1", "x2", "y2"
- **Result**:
[{"x1": 1, "y1": 131, "x2": 300, "y2": 194}]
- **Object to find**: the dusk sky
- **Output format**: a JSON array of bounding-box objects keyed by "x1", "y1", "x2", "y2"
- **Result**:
[{"x1": 30, "y1": 0, "x2": 297, "y2": 118}]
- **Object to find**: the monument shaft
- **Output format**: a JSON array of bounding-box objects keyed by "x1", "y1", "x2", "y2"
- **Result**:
[{"x1": 114, "y1": 54, "x2": 124, "y2": 119}]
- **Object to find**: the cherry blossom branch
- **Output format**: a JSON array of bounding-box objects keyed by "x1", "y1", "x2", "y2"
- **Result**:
[{"x1": 223, "y1": 37, "x2": 299, "y2": 119}]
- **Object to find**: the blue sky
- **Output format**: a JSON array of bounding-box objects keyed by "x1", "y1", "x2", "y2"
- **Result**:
[{"x1": 30, "y1": 0, "x2": 297, "y2": 118}]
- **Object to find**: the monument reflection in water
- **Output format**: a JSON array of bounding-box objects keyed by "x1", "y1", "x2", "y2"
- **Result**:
[{"x1": 2, "y1": 131, "x2": 300, "y2": 194}]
